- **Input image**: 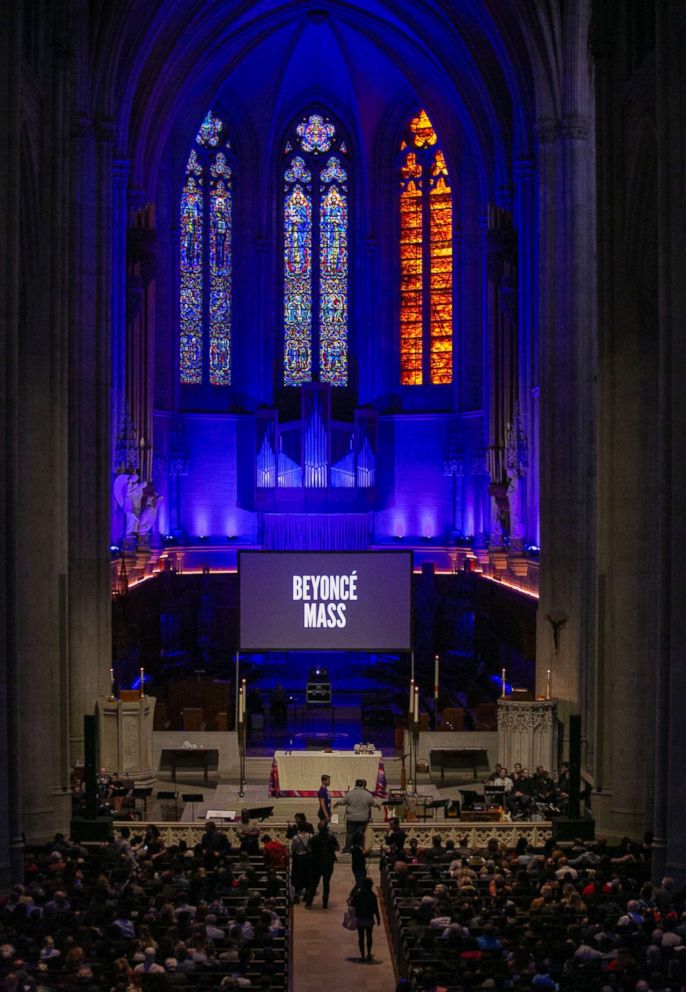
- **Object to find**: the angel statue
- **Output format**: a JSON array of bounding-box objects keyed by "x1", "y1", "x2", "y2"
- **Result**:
[{"x1": 113, "y1": 473, "x2": 162, "y2": 538}]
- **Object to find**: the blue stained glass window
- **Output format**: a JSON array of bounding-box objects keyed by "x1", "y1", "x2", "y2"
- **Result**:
[
  {"x1": 196, "y1": 111, "x2": 223, "y2": 147},
  {"x1": 297, "y1": 113, "x2": 335, "y2": 153},
  {"x1": 321, "y1": 156, "x2": 347, "y2": 183},
  {"x1": 320, "y1": 184, "x2": 348, "y2": 386},
  {"x1": 179, "y1": 113, "x2": 233, "y2": 385},
  {"x1": 179, "y1": 159, "x2": 204, "y2": 384},
  {"x1": 284, "y1": 184, "x2": 313, "y2": 384},
  {"x1": 283, "y1": 112, "x2": 349, "y2": 386}
]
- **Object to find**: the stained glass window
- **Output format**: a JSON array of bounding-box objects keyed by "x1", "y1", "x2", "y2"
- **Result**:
[
  {"x1": 196, "y1": 111, "x2": 223, "y2": 147},
  {"x1": 283, "y1": 113, "x2": 349, "y2": 386},
  {"x1": 179, "y1": 152, "x2": 204, "y2": 384},
  {"x1": 399, "y1": 110, "x2": 453, "y2": 385},
  {"x1": 179, "y1": 112, "x2": 233, "y2": 385}
]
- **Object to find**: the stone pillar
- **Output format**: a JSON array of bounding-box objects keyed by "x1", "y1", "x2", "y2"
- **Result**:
[
  {"x1": 497, "y1": 699, "x2": 558, "y2": 777},
  {"x1": 96, "y1": 696, "x2": 155, "y2": 785},
  {"x1": 68, "y1": 115, "x2": 114, "y2": 765},
  {"x1": 534, "y1": 7, "x2": 597, "y2": 742},
  {"x1": 652, "y1": 0, "x2": 686, "y2": 884},
  {"x1": 0, "y1": 0, "x2": 26, "y2": 884},
  {"x1": 10, "y1": 16, "x2": 74, "y2": 849}
]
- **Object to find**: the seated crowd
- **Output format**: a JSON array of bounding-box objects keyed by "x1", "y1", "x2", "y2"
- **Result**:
[
  {"x1": 482, "y1": 765, "x2": 574, "y2": 821},
  {"x1": 382, "y1": 829, "x2": 685, "y2": 992},
  {"x1": 0, "y1": 819, "x2": 290, "y2": 992}
]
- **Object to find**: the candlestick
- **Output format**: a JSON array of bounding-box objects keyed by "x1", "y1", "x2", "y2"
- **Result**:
[
  {"x1": 409, "y1": 678, "x2": 415, "y2": 717},
  {"x1": 434, "y1": 655, "x2": 439, "y2": 699},
  {"x1": 545, "y1": 668, "x2": 552, "y2": 700},
  {"x1": 109, "y1": 667, "x2": 115, "y2": 701},
  {"x1": 413, "y1": 685, "x2": 419, "y2": 725},
  {"x1": 140, "y1": 667, "x2": 145, "y2": 697},
  {"x1": 500, "y1": 667, "x2": 506, "y2": 698}
]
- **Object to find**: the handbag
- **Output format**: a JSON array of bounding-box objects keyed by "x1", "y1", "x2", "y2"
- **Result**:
[{"x1": 342, "y1": 905, "x2": 358, "y2": 930}]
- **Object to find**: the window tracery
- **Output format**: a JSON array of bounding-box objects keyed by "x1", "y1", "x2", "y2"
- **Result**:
[{"x1": 283, "y1": 112, "x2": 349, "y2": 387}]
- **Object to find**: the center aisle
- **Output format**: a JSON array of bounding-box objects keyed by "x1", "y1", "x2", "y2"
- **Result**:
[{"x1": 292, "y1": 859, "x2": 397, "y2": 992}]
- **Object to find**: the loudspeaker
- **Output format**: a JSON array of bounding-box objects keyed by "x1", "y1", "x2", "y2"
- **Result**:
[
  {"x1": 70, "y1": 816, "x2": 113, "y2": 842},
  {"x1": 83, "y1": 713, "x2": 99, "y2": 819},
  {"x1": 568, "y1": 714, "x2": 581, "y2": 818},
  {"x1": 552, "y1": 816, "x2": 595, "y2": 843}
]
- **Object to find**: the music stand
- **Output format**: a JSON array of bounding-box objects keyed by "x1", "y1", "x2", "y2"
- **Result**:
[
  {"x1": 132, "y1": 787, "x2": 152, "y2": 819},
  {"x1": 182, "y1": 794, "x2": 204, "y2": 821},
  {"x1": 426, "y1": 798, "x2": 449, "y2": 821},
  {"x1": 157, "y1": 790, "x2": 179, "y2": 820},
  {"x1": 484, "y1": 785, "x2": 505, "y2": 808},
  {"x1": 246, "y1": 806, "x2": 274, "y2": 822}
]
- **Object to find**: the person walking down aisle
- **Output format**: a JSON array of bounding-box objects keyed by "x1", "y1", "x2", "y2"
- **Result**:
[
  {"x1": 349, "y1": 876, "x2": 381, "y2": 962},
  {"x1": 305, "y1": 821, "x2": 339, "y2": 909},
  {"x1": 334, "y1": 778, "x2": 380, "y2": 851}
]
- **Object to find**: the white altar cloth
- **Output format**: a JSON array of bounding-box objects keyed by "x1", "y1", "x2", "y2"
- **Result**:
[{"x1": 272, "y1": 749, "x2": 382, "y2": 795}]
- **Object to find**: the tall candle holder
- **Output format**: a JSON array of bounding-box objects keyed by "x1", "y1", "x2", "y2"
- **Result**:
[
  {"x1": 500, "y1": 668, "x2": 507, "y2": 698},
  {"x1": 545, "y1": 668, "x2": 552, "y2": 700},
  {"x1": 140, "y1": 667, "x2": 145, "y2": 698}
]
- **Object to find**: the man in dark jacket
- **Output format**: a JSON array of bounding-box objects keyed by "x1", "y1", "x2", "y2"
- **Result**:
[{"x1": 305, "y1": 821, "x2": 339, "y2": 909}]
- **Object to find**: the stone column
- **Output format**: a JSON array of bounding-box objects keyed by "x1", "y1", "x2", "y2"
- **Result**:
[
  {"x1": 68, "y1": 115, "x2": 114, "y2": 764},
  {"x1": 652, "y1": 0, "x2": 686, "y2": 884},
  {"x1": 534, "y1": 105, "x2": 597, "y2": 737},
  {"x1": 0, "y1": 0, "x2": 26, "y2": 884}
]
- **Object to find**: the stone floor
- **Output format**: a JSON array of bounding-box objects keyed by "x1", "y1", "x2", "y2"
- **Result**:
[{"x1": 292, "y1": 859, "x2": 397, "y2": 991}]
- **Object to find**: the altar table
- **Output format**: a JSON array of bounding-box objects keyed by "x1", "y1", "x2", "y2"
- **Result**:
[{"x1": 271, "y1": 750, "x2": 383, "y2": 796}]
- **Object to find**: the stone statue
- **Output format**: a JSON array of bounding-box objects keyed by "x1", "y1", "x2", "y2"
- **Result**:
[
  {"x1": 113, "y1": 473, "x2": 162, "y2": 538},
  {"x1": 138, "y1": 483, "x2": 162, "y2": 535}
]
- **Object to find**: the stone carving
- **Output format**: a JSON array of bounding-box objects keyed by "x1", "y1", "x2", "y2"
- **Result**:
[
  {"x1": 498, "y1": 699, "x2": 557, "y2": 774},
  {"x1": 113, "y1": 473, "x2": 163, "y2": 538},
  {"x1": 505, "y1": 410, "x2": 528, "y2": 540}
]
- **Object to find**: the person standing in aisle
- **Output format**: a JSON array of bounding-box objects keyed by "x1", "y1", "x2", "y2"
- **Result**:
[
  {"x1": 349, "y1": 876, "x2": 381, "y2": 961},
  {"x1": 305, "y1": 820, "x2": 339, "y2": 909},
  {"x1": 317, "y1": 774, "x2": 332, "y2": 822}
]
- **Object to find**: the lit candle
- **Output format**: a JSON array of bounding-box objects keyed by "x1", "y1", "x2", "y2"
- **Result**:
[
  {"x1": 413, "y1": 685, "x2": 419, "y2": 724},
  {"x1": 546, "y1": 669, "x2": 552, "y2": 700},
  {"x1": 501, "y1": 668, "x2": 506, "y2": 698},
  {"x1": 110, "y1": 667, "x2": 115, "y2": 698},
  {"x1": 434, "y1": 655, "x2": 440, "y2": 700},
  {"x1": 140, "y1": 667, "x2": 145, "y2": 696},
  {"x1": 409, "y1": 678, "x2": 415, "y2": 717}
]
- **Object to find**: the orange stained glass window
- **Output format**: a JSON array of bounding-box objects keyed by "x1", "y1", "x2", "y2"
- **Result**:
[
  {"x1": 400, "y1": 112, "x2": 453, "y2": 385},
  {"x1": 400, "y1": 179, "x2": 423, "y2": 385},
  {"x1": 429, "y1": 154, "x2": 453, "y2": 384},
  {"x1": 409, "y1": 108, "x2": 438, "y2": 148}
]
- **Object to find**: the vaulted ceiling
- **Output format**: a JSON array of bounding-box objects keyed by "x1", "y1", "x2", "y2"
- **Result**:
[{"x1": 87, "y1": 0, "x2": 544, "y2": 197}]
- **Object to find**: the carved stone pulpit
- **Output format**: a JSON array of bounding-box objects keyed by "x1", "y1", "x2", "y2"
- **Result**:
[
  {"x1": 497, "y1": 698, "x2": 558, "y2": 775},
  {"x1": 96, "y1": 695, "x2": 155, "y2": 786}
]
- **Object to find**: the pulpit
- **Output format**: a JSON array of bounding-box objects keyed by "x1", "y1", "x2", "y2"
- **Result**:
[
  {"x1": 497, "y1": 698, "x2": 558, "y2": 775},
  {"x1": 96, "y1": 695, "x2": 155, "y2": 786}
]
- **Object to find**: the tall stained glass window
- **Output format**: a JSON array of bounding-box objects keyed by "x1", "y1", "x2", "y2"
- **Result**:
[
  {"x1": 179, "y1": 111, "x2": 233, "y2": 385},
  {"x1": 283, "y1": 112, "x2": 349, "y2": 387},
  {"x1": 399, "y1": 109, "x2": 453, "y2": 385}
]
